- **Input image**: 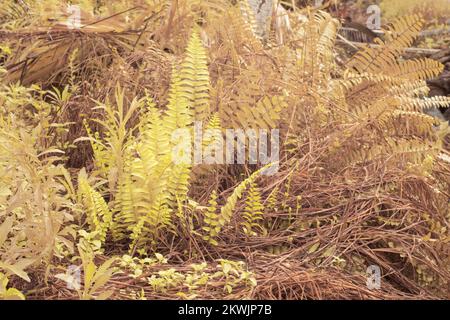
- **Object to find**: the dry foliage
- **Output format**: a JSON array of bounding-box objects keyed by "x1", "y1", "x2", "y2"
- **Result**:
[{"x1": 0, "y1": 0, "x2": 449, "y2": 300}]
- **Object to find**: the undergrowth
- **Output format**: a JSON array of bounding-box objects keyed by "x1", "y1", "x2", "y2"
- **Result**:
[{"x1": 0, "y1": 0, "x2": 449, "y2": 300}]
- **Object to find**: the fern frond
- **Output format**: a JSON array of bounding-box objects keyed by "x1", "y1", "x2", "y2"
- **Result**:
[
  {"x1": 265, "y1": 185, "x2": 280, "y2": 212},
  {"x1": 347, "y1": 15, "x2": 424, "y2": 75},
  {"x1": 164, "y1": 66, "x2": 192, "y2": 134},
  {"x1": 220, "y1": 164, "x2": 274, "y2": 228},
  {"x1": 242, "y1": 182, "x2": 265, "y2": 236},
  {"x1": 112, "y1": 174, "x2": 133, "y2": 240},
  {"x1": 239, "y1": 0, "x2": 261, "y2": 40},
  {"x1": 224, "y1": 95, "x2": 287, "y2": 129},
  {"x1": 398, "y1": 96, "x2": 450, "y2": 112},
  {"x1": 166, "y1": 163, "x2": 191, "y2": 209},
  {"x1": 202, "y1": 190, "x2": 220, "y2": 245},
  {"x1": 385, "y1": 58, "x2": 444, "y2": 81},
  {"x1": 112, "y1": 147, "x2": 139, "y2": 241},
  {"x1": 383, "y1": 14, "x2": 424, "y2": 46},
  {"x1": 387, "y1": 111, "x2": 437, "y2": 138},
  {"x1": 83, "y1": 120, "x2": 109, "y2": 176},
  {"x1": 179, "y1": 29, "x2": 210, "y2": 122},
  {"x1": 387, "y1": 80, "x2": 430, "y2": 97},
  {"x1": 77, "y1": 169, "x2": 112, "y2": 244},
  {"x1": 138, "y1": 97, "x2": 169, "y2": 160},
  {"x1": 201, "y1": 112, "x2": 221, "y2": 146},
  {"x1": 129, "y1": 197, "x2": 172, "y2": 253},
  {"x1": 201, "y1": 112, "x2": 223, "y2": 165},
  {"x1": 201, "y1": 163, "x2": 275, "y2": 245},
  {"x1": 314, "y1": 11, "x2": 339, "y2": 71},
  {"x1": 346, "y1": 137, "x2": 441, "y2": 165},
  {"x1": 128, "y1": 215, "x2": 146, "y2": 254}
]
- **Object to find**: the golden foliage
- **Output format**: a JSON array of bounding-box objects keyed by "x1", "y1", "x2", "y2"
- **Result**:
[{"x1": 0, "y1": 0, "x2": 449, "y2": 300}]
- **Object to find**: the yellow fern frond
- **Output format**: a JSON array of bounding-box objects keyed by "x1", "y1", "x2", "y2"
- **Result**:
[
  {"x1": 239, "y1": 0, "x2": 261, "y2": 40},
  {"x1": 265, "y1": 185, "x2": 280, "y2": 212},
  {"x1": 347, "y1": 15, "x2": 424, "y2": 75},
  {"x1": 220, "y1": 164, "x2": 274, "y2": 228},
  {"x1": 201, "y1": 112, "x2": 223, "y2": 164},
  {"x1": 201, "y1": 163, "x2": 275, "y2": 245},
  {"x1": 242, "y1": 182, "x2": 265, "y2": 236},
  {"x1": 398, "y1": 96, "x2": 450, "y2": 112},
  {"x1": 224, "y1": 95, "x2": 287, "y2": 129},
  {"x1": 77, "y1": 169, "x2": 112, "y2": 244},
  {"x1": 179, "y1": 29, "x2": 210, "y2": 122},
  {"x1": 385, "y1": 58, "x2": 444, "y2": 81},
  {"x1": 164, "y1": 66, "x2": 192, "y2": 134},
  {"x1": 202, "y1": 190, "x2": 220, "y2": 246}
]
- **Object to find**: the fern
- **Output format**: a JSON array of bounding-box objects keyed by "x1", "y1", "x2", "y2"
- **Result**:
[
  {"x1": 163, "y1": 66, "x2": 193, "y2": 209},
  {"x1": 319, "y1": 13, "x2": 450, "y2": 168},
  {"x1": 90, "y1": 28, "x2": 214, "y2": 250},
  {"x1": 201, "y1": 112, "x2": 223, "y2": 164},
  {"x1": 347, "y1": 15, "x2": 424, "y2": 75},
  {"x1": 224, "y1": 95, "x2": 288, "y2": 130},
  {"x1": 84, "y1": 86, "x2": 143, "y2": 192},
  {"x1": 239, "y1": 0, "x2": 261, "y2": 40},
  {"x1": 77, "y1": 169, "x2": 112, "y2": 244},
  {"x1": 385, "y1": 58, "x2": 443, "y2": 81},
  {"x1": 164, "y1": 66, "x2": 192, "y2": 135},
  {"x1": 345, "y1": 137, "x2": 442, "y2": 165},
  {"x1": 178, "y1": 29, "x2": 210, "y2": 122},
  {"x1": 202, "y1": 112, "x2": 222, "y2": 148},
  {"x1": 265, "y1": 185, "x2": 280, "y2": 212},
  {"x1": 112, "y1": 145, "x2": 140, "y2": 241},
  {"x1": 202, "y1": 163, "x2": 273, "y2": 245},
  {"x1": 202, "y1": 163, "x2": 275, "y2": 245},
  {"x1": 202, "y1": 190, "x2": 220, "y2": 245},
  {"x1": 242, "y1": 182, "x2": 265, "y2": 236}
]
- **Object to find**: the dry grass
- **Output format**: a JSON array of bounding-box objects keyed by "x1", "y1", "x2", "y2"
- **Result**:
[{"x1": 1, "y1": 0, "x2": 449, "y2": 300}]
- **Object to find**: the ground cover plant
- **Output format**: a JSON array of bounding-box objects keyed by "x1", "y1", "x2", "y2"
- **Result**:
[{"x1": 0, "y1": 0, "x2": 449, "y2": 300}]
